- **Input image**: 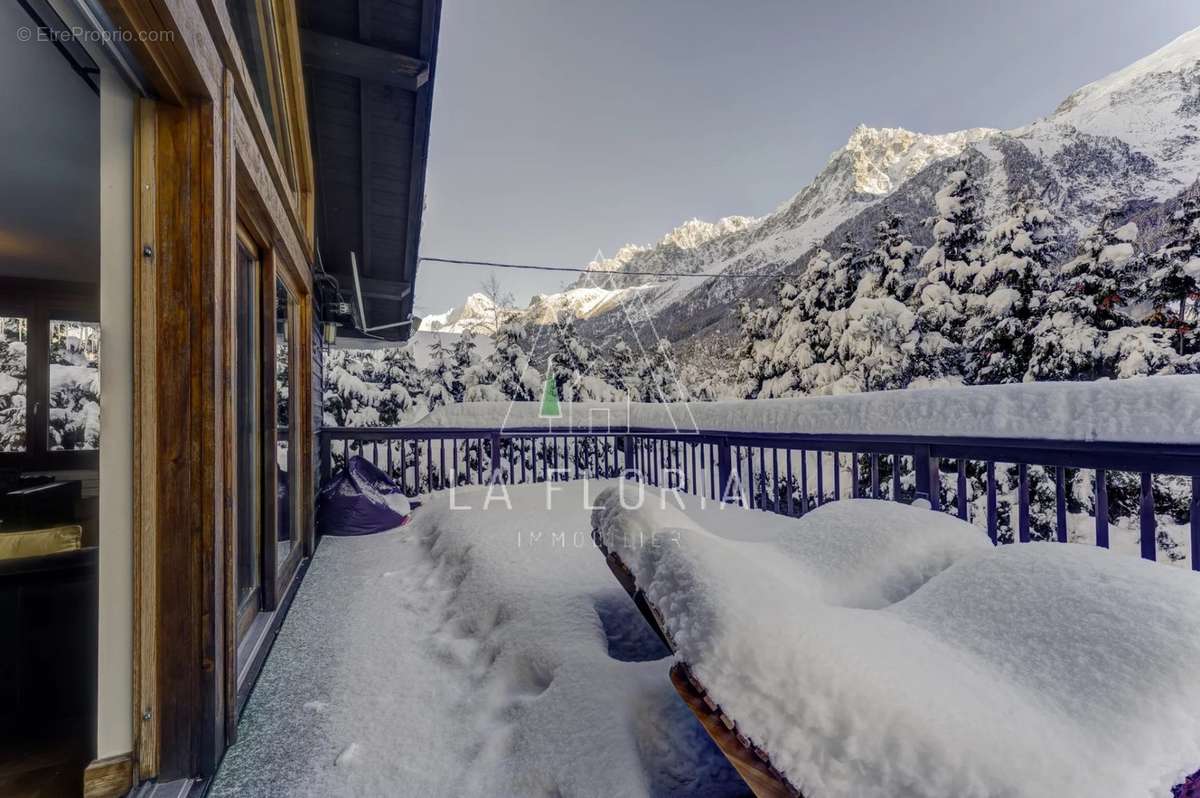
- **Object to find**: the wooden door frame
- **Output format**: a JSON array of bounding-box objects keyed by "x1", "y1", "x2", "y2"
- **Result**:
[
  {"x1": 131, "y1": 92, "x2": 229, "y2": 781},
  {"x1": 119, "y1": 0, "x2": 318, "y2": 782}
]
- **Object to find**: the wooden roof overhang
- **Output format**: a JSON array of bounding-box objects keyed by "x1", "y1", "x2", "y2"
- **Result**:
[{"x1": 300, "y1": 0, "x2": 442, "y2": 340}]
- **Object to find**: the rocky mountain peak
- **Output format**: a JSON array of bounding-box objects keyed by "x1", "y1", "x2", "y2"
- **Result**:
[{"x1": 838, "y1": 124, "x2": 996, "y2": 195}]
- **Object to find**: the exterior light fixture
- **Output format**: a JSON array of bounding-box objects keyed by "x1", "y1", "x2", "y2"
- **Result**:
[{"x1": 323, "y1": 320, "x2": 338, "y2": 345}]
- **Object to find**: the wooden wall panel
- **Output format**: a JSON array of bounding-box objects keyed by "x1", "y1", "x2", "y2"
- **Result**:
[
  {"x1": 109, "y1": 0, "x2": 339, "y2": 785},
  {"x1": 148, "y1": 97, "x2": 228, "y2": 779},
  {"x1": 132, "y1": 98, "x2": 160, "y2": 781}
]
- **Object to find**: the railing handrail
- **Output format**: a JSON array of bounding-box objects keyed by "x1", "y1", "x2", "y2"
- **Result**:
[
  {"x1": 316, "y1": 423, "x2": 1200, "y2": 571},
  {"x1": 319, "y1": 426, "x2": 1200, "y2": 476}
]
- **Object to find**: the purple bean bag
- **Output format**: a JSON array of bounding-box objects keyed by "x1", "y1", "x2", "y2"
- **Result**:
[{"x1": 317, "y1": 455, "x2": 412, "y2": 536}]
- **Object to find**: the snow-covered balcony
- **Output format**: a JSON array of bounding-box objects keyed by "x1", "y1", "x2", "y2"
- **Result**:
[{"x1": 212, "y1": 377, "x2": 1200, "y2": 797}]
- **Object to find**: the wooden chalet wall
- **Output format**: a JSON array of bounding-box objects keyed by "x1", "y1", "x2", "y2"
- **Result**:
[{"x1": 92, "y1": 0, "x2": 318, "y2": 791}]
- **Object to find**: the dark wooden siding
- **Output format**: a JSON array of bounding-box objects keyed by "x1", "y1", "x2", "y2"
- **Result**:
[
  {"x1": 301, "y1": 0, "x2": 441, "y2": 340},
  {"x1": 308, "y1": 70, "x2": 362, "y2": 275},
  {"x1": 366, "y1": 0, "x2": 424, "y2": 53}
]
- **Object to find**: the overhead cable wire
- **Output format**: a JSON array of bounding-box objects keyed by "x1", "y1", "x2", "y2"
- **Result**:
[{"x1": 419, "y1": 255, "x2": 762, "y2": 279}]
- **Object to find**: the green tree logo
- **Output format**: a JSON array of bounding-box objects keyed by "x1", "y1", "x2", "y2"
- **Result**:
[{"x1": 539, "y1": 355, "x2": 561, "y2": 418}]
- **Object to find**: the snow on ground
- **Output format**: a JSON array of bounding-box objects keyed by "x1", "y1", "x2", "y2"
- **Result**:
[
  {"x1": 593, "y1": 488, "x2": 1200, "y2": 797},
  {"x1": 211, "y1": 482, "x2": 742, "y2": 798},
  {"x1": 415, "y1": 374, "x2": 1200, "y2": 444}
]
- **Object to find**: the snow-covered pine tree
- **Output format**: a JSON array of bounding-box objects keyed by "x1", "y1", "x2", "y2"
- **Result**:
[
  {"x1": 601, "y1": 339, "x2": 641, "y2": 400},
  {"x1": 1141, "y1": 193, "x2": 1200, "y2": 362},
  {"x1": 871, "y1": 215, "x2": 922, "y2": 302},
  {"x1": 1028, "y1": 217, "x2": 1155, "y2": 381},
  {"x1": 827, "y1": 241, "x2": 867, "y2": 312},
  {"x1": 914, "y1": 169, "x2": 984, "y2": 381},
  {"x1": 780, "y1": 248, "x2": 843, "y2": 394},
  {"x1": 637, "y1": 339, "x2": 686, "y2": 403},
  {"x1": 735, "y1": 297, "x2": 782, "y2": 398},
  {"x1": 323, "y1": 348, "x2": 385, "y2": 426},
  {"x1": 375, "y1": 346, "x2": 425, "y2": 424},
  {"x1": 464, "y1": 320, "x2": 542, "y2": 401},
  {"x1": 550, "y1": 320, "x2": 620, "y2": 402},
  {"x1": 829, "y1": 290, "x2": 921, "y2": 393},
  {"x1": 449, "y1": 331, "x2": 481, "y2": 402},
  {"x1": 422, "y1": 337, "x2": 458, "y2": 410},
  {"x1": 1101, "y1": 325, "x2": 1179, "y2": 378},
  {"x1": 963, "y1": 199, "x2": 1058, "y2": 384}
]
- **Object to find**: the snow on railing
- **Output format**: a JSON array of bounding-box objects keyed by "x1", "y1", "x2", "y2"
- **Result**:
[{"x1": 319, "y1": 377, "x2": 1200, "y2": 569}]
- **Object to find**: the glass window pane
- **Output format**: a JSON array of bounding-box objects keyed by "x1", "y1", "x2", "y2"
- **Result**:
[
  {"x1": 227, "y1": 0, "x2": 292, "y2": 185},
  {"x1": 0, "y1": 317, "x2": 27, "y2": 452},
  {"x1": 275, "y1": 279, "x2": 292, "y2": 569},
  {"x1": 235, "y1": 243, "x2": 261, "y2": 609},
  {"x1": 48, "y1": 319, "x2": 99, "y2": 451}
]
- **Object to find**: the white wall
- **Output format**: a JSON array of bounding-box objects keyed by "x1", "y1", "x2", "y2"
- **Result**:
[
  {"x1": 44, "y1": 0, "x2": 137, "y2": 762},
  {"x1": 96, "y1": 41, "x2": 136, "y2": 762}
]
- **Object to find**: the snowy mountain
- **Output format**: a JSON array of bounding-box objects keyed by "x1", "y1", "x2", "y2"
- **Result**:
[
  {"x1": 588, "y1": 26, "x2": 1200, "y2": 353},
  {"x1": 576, "y1": 216, "x2": 759, "y2": 288},
  {"x1": 433, "y1": 27, "x2": 1200, "y2": 356},
  {"x1": 570, "y1": 127, "x2": 994, "y2": 299},
  {"x1": 418, "y1": 284, "x2": 653, "y2": 336},
  {"x1": 418, "y1": 292, "x2": 499, "y2": 334}
]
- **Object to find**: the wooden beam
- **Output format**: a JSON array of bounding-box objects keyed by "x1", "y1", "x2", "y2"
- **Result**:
[
  {"x1": 358, "y1": 0, "x2": 373, "y2": 292},
  {"x1": 399, "y1": 0, "x2": 442, "y2": 335},
  {"x1": 83, "y1": 753, "x2": 134, "y2": 798},
  {"x1": 356, "y1": 276, "x2": 412, "y2": 301},
  {"x1": 300, "y1": 29, "x2": 429, "y2": 90}
]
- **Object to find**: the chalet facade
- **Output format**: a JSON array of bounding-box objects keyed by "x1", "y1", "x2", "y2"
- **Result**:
[{"x1": 0, "y1": 1, "x2": 439, "y2": 795}]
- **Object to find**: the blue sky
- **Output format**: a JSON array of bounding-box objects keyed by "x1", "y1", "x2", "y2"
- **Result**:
[{"x1": 415, "y1": 0, "x2": 1200, "y2": 315}]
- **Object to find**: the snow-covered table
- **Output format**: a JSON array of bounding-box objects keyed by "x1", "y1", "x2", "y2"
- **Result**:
[{"x1": 592, "y1": 486, "x2": 1200, "y2": 798}]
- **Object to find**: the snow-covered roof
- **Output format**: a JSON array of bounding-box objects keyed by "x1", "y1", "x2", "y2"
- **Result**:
[{"x1": 409, "y1": 375, "x2": 1200, "y2": 445}]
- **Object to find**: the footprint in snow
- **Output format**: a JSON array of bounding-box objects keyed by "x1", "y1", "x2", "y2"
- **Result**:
[{"x1": 335, "y1": 742, "x2": 362, "y2": 767}]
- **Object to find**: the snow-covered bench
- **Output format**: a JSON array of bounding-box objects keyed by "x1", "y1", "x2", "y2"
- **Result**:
[{"x1": 591, "y1": 485, "x2": 1200, "y2": 798}]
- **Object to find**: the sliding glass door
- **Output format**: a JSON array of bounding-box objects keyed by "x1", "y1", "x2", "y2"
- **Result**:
[
  {"x1": 234, "y1": 228, "x2": 304, "y2": 658},
  {"x1": 274, "y1": 278, "x2": 299, "y2": 578},
  {"x1": 234, "y1": 234, "x2": 263, "y2": 641}
]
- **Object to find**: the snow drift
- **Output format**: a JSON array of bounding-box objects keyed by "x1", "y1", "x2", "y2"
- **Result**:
[
  {"x1": 592, "y1": 488, "x2": 1200, "y2": 797},
  {"x1": 415, "y1": 374, "x2": 1200, "y2": 445}
]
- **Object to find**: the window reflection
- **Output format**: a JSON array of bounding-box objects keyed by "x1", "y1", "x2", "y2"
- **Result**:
[
  {"x1": 48, "y1": 319, "x2": 99, "y2": 451},
  {"x1": 235, "y1": 242, "x2": 261, "y2": 613},
  {"x1": 227, "y1": 0, "x2": 294, "y2": 188},
  {"x1": 0, "y1": 317, "x2": 27, "y2": 452},
  {"x1": 275, "y1": 279, "x2": 292, "y2": 568}
]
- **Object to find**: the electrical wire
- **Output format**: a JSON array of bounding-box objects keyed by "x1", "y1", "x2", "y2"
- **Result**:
[{"x1": 418, "y1": 255, "x2": 762, "y2": 279}]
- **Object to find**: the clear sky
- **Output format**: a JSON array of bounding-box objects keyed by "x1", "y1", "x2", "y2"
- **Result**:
[{"x1": 415, "y1": 0, "x2": 1200, "y2": 317}]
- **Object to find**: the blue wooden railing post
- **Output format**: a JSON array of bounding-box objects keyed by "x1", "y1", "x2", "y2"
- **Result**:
[
  {"x1": 1191, "y1": 477, "x2": 1199, "y2": 572},
  {"x1": 1140, "y1": 472, "x2": 1156, "y2": 561},
  {"x1": 985, "y1": 461, "x2": 998, "y2": 544},
  {"x1": 1018, "y1": 463, "x2": 1031, "y2": 543},
  {"x1": 489, "y1": 432, "x2": 502, "y2": 483},
  {"x1": 717, "y1": 438, "x2": 733, "y2": 503},
  {"x1": 318, "y1": 431, "x2": 331, "y2": 488},
  {"x1": 622, "y1": 435, "x2": 635, "y2": 478},
  {"x1": 913, "y1": 445, "x2": 939, "y2": 510}
]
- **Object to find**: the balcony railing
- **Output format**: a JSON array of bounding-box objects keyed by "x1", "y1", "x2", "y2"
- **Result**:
[{"x1": 318, "y1": 420, "x2": 1200, "y2": 571}]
